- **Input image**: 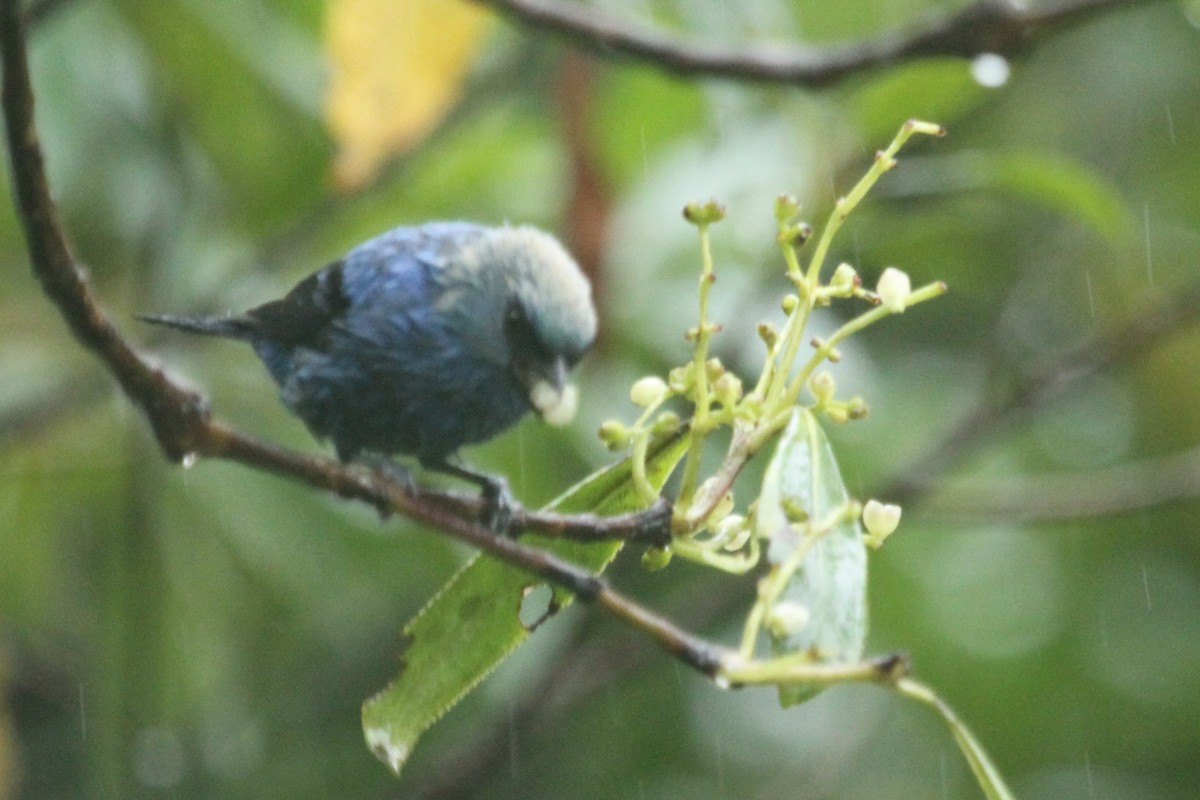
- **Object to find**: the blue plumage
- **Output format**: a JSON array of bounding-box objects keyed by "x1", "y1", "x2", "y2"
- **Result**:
[{"x1": 141, "y1": 222, "x2": 596, "y2": 473}]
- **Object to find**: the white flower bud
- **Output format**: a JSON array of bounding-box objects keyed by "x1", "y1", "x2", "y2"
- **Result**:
[
  {"x1": 809, "y1": 370, "x2": 836, "y2": 404},
  {"x1": 715, "y1": 514, "x2": 751, "y2": 551},
  {"x1": 830, "y1": 262, "x2": 859, "y2": 293},
  {"x1": 863, "y1": 499, "x2": 902, "y2": 547},
  {"x1": 630, "y1": 376, "x2": 668, "y2": 408},
  {"x1": 767, "y1": 601, "x2": 810, "y2": 638},
  {"x1": 876, "y1": 267, "x2": 912, "y2": 313},
  {"x1": 598, "y1": 420, "x2": 630, "y2": 450},
  {"x1": 714, "y1": 372, "x2": 743, "y2": 407}
]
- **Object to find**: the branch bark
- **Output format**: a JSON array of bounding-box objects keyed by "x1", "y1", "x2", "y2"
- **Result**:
[{"x1": 473, "y1": 0, "x2": 1160, "y2": 87}]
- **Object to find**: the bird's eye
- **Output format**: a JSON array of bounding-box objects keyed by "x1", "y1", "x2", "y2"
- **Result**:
[{"x1": 503, "y1": 301, "x2": 547, "y2": 362}]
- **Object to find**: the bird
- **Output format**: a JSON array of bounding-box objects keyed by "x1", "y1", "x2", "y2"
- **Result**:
[{"x1": 139, "y1": 222, "x2": 597, "y2": 525}]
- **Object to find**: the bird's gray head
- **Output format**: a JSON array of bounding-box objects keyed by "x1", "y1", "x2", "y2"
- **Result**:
[{"x1": 439, "y1": 225, "x2": 597, "y2": 426}]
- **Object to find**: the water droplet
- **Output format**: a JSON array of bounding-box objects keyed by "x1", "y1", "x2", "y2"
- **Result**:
[
  {"x1": 181, "y1": 452, "x2": 198, "y2": 469},
  {"x1": 970, "y1": 53, "x2": 1010, "y2": 88}
]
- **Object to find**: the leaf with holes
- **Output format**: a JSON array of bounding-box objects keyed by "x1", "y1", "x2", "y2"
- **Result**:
[
  {"x1": 757, "y1": 408, "x2": 868, "y2": 706},
  {"x1": 362, "y1": 432, "x2": 689, "y2": 774}
]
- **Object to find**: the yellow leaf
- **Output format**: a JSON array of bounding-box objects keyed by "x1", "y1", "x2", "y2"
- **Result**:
[{"x1": 324, "y1": 0, "x2": 491, "y2": 190}]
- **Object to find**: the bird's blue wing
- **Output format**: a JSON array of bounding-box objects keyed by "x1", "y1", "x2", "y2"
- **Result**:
[
  {"x1": 338, "y1": 222, "x2": 488, "y2": 312},
  {"x1": 247, "y1": 223, "x2": 486, "y2": 351}
]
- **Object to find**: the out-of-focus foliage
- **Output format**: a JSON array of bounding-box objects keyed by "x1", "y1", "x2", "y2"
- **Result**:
[
  {"x1": 2, "y1": 0, "x2": 1199, "y2": 799},
  {"x1": 325, "y1": 0, "x2": 491, "y2": 188}
]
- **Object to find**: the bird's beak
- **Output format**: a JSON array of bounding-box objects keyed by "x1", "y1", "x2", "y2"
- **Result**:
[{"x1": 524, "y1": 357, "x2": 578, "y2": 427}]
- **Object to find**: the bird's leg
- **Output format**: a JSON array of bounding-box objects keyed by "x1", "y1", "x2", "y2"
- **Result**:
[
  {"x1": 355, "y1": 453, "x2": 419, "y2": 496},
  {"x1": 429, "y1": 460, "x2": 518, "y2": 536}
]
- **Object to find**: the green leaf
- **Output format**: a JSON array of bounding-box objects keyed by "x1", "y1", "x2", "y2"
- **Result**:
[
  {"x1": 361, "y1": 432, "x2": 689, "y2": 775},
  {"x1": 757, "y1": 408, "x2": 867, "y2": 707}
]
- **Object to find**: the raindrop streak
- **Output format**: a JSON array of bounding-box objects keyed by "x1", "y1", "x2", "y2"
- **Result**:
[
  {"x1": 1085, "y1": 750, "x2": 1096, "y2": 798},
  {"x1": 713, "y1": 728, "x2": 726, "y2": 800},
  {"x1": 507, "y1": 699, "x2": 520, "y2": 780},
  {"x1": 1084, "y1": 269, "x2": 1096, "y2": 320},
  {"x1": 78, "y1": 683, "x2": 87, "y2": 742},
  {"x1": 1166, "y1": 103, "x2": 1177, "y2": 145},
  {"x1": 640, "y1": 125, "x2": 648, "y2": 180},
  {"x1": 1143, "y1": 202, "x2": 1154, "y2": 287},
  {"x1": 1141, "y1": 564, "x2": 1153, "y2": 611}
]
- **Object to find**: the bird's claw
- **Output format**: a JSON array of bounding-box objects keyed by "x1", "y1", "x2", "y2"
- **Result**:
[
  {"x1": 360, "y1": 454, "x2": 418, "y2": 495},
  {"x1": 481, "y1": 476, "x2": 517, "y2": 536}
]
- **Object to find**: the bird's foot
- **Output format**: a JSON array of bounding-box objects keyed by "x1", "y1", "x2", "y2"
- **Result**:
[
  {"x1": 425, "y1": 459, "x2": 521, "y2": 536},
  {"x1": 480, "y1": 475, "x2": 517, "y2": 537},
  {"x1": 358, "y1": 454, "x2": 418, "y2": 496}
]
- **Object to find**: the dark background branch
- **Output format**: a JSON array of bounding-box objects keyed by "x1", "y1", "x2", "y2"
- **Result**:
[{"x1": 474, "y1": 0, "x2": 1160, "y2": 86}]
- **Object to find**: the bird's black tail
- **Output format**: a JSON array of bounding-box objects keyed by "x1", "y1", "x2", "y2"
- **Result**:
[{"x1": 136, "y1": 312, "x2": 257, "y2": 340}]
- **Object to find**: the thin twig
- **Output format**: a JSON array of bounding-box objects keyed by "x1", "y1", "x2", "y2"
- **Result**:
[{"x1": 473, "y1": 0, "x2": 1159, "y2": 87}]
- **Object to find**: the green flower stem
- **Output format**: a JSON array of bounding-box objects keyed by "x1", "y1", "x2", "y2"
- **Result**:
[
  {"x1": 786, "y1": 280, "x2": 948, "y2": 405},
  {"x1": 893, "y1": 677, "x2": 1016, "y2": 800},
  {"x1": 757, "y1": 252, "x2": 813, "y2": 412},
  {"x1": 673, "y1": 121, "x2": 947, "y2": 557},
  {"x1": 670, "y1": 536, "x2": 759, "y2": 573},
  {"x1": 718, "y1": 652, "x2": 900, "y2": 688},
  {"x1": 681, "y1": 407, "x2": 792, "y2": 532},
  {"x1": 676, "y1": 221, "x2": 720, "y2": 512},
  {"x1": 757, "y1": 121, "x2": 944, "y2": 422},
  {"x1": 804, "y1": 120, "x2": 945, "y2": 288},
  {"x1": 630, "y1": 429, "x2": 657, "y2": 503}
]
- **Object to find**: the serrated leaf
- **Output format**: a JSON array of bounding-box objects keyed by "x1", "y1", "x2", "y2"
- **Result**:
[
  {"x1": 362, "y1": 433, "x2": 689, "y2": 775},
  {"x1": 323, "y1": 0, "x2": 491, "y2": 189},
  {"x1": 757, "y1": 408, "x2": 867, "y2": 706}
]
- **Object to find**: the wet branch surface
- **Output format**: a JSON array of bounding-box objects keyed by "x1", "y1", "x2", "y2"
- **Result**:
[{"x1": 474, "y1": 0, "x2": 1159, "y2": 87}]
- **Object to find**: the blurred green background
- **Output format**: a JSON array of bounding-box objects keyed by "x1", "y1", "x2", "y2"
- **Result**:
[{"x1": 3, "y1": 0, "x2": 1200, "y2": 798}]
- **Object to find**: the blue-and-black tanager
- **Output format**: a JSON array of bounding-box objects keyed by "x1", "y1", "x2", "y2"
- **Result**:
[{"x1": 140, "y1": 222, "x2": 597, "y2": 519}]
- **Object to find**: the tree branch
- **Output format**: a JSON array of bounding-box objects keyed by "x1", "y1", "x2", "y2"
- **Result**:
[{"x1": 473, "y1": 0, "x2": 1160, "y2": 87}]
